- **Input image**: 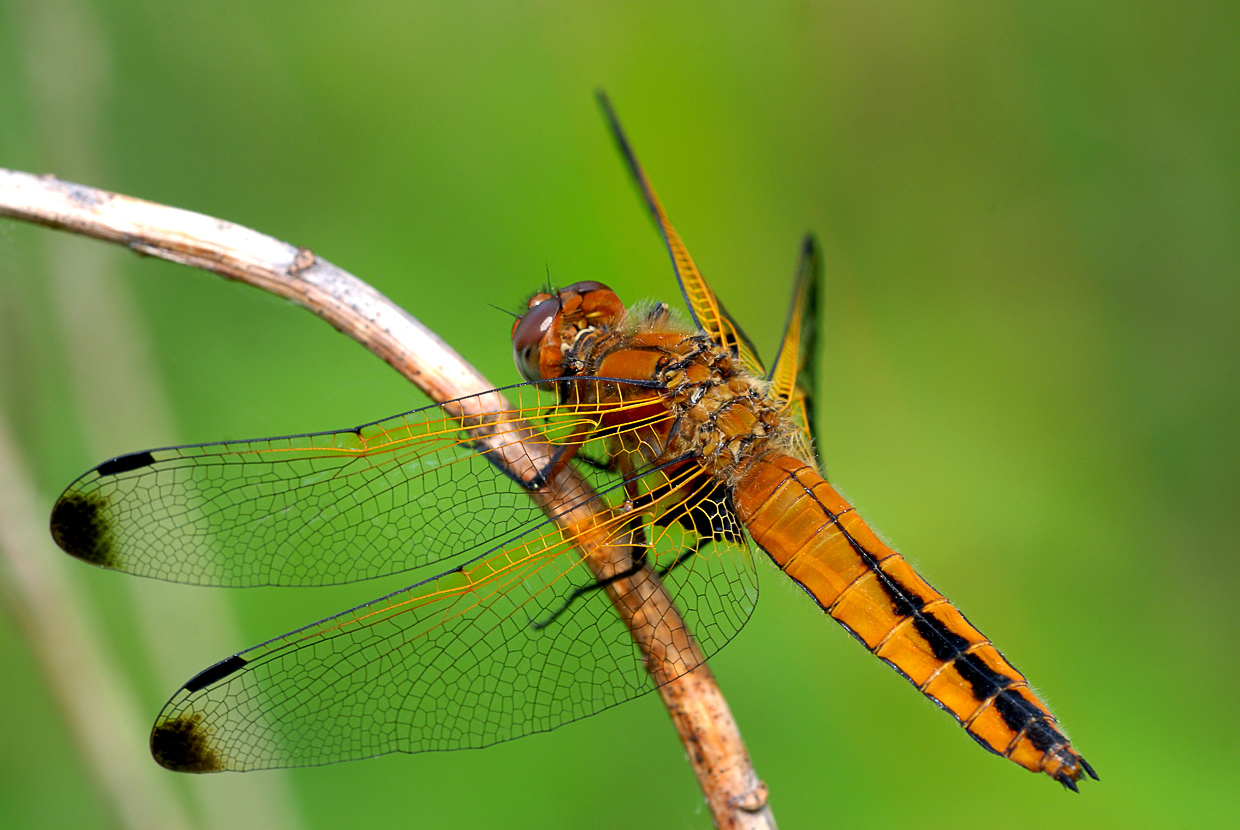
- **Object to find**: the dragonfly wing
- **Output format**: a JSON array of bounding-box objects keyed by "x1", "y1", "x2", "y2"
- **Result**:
[
  {"x1": 50, "y1": 386, "x2": 614, "y2": 587},
  {"x1": 767, "y1": 234, "x2": 823, "y2": 470},
  {"x1": 150, "y1": 467, "x2": 757, "y2": 771},
  {"x1": 596, "y1": 92, "x2": 764, "y2": 375}
]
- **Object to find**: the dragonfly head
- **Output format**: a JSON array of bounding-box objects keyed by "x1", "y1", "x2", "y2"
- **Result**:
[{"x1": 512, "y1": 281, "x2": 623, "y2": 383}]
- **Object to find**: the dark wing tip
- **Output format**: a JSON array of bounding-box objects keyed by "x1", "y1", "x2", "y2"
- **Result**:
[
  {"x1": 150, "y1": 711, "x2": 225, "y2": 773},
  {"x1": 594, "y1": 88, "x2": 614, "y2": 115},
  {"x1": 49, "y1": 490, "x2": 118, "y2": 568},
  {"x1": 595, "y1": 91, "x2": 640, "y2": 178}
]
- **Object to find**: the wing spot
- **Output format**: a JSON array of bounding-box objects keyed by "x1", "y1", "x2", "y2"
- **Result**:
[
  {"x1": 50, "y1": 491, "x2": 117, "y2": 568},
  {"x1": 150, "y1": 711, "x2": 224, "y2": 773}
]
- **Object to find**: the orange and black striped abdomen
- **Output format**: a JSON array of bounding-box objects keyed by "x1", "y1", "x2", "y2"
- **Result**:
[{"x1": 733, "y1": 453, "x2": 1095, "y2": 789}]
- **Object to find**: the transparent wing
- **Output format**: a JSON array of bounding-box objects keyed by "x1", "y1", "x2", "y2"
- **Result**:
[
  {"x1": 597, "y1": 92, "x2": 764, "y2": 375},
  {"x1": 149, "y1": 464, "x2": 757, "y2": 771},
  {"x1": 767, "y1": 234, "x2": 823, "y2": 470},
  {"x1": 50, "y1": 382, "x2": 659, "y2": 587}
]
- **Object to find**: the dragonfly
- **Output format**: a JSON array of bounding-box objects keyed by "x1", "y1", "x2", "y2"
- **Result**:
[{"x1": 49, "y1": 94, "x2": 1095, "y2": 791}]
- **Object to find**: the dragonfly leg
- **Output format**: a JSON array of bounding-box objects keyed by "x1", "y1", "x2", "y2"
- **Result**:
[
  {"x1": 478, "y1": 441, "x2": 570, "y2": 490},
  {"x1": 529, "y1": 549, "x2": 651, "y2": 630},
  {"x1": 529, "y1": 541, "x2": 703, "y2": 631},
  {"x1": 575, "y1": 451, "x2": 615, "y2": 472},
  {"x1": 654, "y1": 544, "x2": 700, "y2": 581}
]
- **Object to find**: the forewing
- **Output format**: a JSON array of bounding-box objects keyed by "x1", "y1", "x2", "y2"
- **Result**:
[
  {"x1": 149, "y1": 465, "x2": 757, "y2": 771},
  {"x1": 50, "y1": 385, "x2": 628, "y2": 587},
  {"x1": 597, "y1": 92, "x2": 764, "y2": 374},
  {"x1": 767, "y1": 234, "x2": 823, "y2": 469}
]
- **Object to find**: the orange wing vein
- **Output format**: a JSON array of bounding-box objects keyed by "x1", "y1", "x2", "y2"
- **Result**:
[{"x1": 596, "y1": 91, "x2": 764, "y2": 375}]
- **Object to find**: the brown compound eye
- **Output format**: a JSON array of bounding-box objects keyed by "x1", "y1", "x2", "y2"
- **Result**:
[
  {"x1": 560, "y1": 281, "x2": 609, "y2": 295},
  {"x1": 511, "y1": 295, "x2": 560, "y2": 383}
]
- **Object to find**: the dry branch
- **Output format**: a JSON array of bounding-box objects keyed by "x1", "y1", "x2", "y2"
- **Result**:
[{"x1": 0, "y1": 167, "x2": 774, "y2": 829}]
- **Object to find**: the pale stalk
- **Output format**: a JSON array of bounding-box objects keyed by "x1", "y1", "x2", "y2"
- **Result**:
[{"x1": 0, "y1": 167, "x2": 775, "y2": 829}]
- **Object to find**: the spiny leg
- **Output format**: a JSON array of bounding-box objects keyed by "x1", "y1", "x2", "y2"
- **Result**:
[
  {"x1": 529, "y1": 540, "x2": 703, "y2": 630},
  {"x1": 529, "y1": 549, "x2": 650, "y2": 630},
  {"x1": 575, "y1": 452, "x2": 616, "y2": 473},
  {"x1": 531, "y1": 511, "x2": 652, "y2": 630}
]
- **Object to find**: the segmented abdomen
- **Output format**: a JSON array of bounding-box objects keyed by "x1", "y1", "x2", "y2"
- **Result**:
[{"x1": 732, "y1": 453, "x2": 1093, "y2": 788}]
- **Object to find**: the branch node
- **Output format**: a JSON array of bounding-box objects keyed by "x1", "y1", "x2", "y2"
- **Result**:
[
  {"x1": 290, "y1": 246, "x2": 316, "y2": 276},
  {"x1": 730, "y1": 781, "x2": 769, "y2": 813}
]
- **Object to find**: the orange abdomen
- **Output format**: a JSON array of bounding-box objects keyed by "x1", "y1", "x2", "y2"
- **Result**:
[{"x1": 733, "y1": 453, "x2": 1093, "y2": 787}]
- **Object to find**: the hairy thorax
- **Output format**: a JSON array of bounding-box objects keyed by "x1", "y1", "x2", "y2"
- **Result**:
[{"x1": 567, "y1": 304, "x2": 796, "y2": 485}]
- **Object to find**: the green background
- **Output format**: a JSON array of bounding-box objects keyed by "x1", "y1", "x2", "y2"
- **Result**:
[{"x1": 2, "y1": 2, "x2": 1237, "y2": 828}]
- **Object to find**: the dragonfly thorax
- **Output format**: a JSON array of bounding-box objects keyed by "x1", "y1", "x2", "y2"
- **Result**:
[
  {"x1": 640, "y1": 331, "x2": 788, "y2": 483},
  {"x1": 545, "y1": 297, "x2": 793, "y2": 485}
]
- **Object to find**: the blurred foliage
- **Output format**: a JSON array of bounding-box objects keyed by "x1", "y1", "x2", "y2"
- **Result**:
[{"x1": 1, "y1": 1, "x2": 1238, "y2": 828}]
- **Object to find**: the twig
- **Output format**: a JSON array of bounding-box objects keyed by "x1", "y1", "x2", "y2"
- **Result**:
[{"x1": 0, "y1": 167, "x2": 774, "y2": 829}]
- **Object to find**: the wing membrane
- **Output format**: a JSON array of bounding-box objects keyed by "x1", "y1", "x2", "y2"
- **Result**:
[
  {"x1": 150, "y1": 465, "x2": 757, "y2": 771},
  {"x1": 51, "y1": 382, "x2": 660, "y2": 587},
  {"x1": 768, "y1": 234, "x2": 823, "y2": 469},
  {"x1": 597, "y1": 92, "x2": 764, "y2": 375}
]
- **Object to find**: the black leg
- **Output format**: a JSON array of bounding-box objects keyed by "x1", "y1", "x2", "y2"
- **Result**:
[
  {"x1": 529, "y1": 542, "x2": 703, "y2": 630},
  {"x1": 479, "y1": 440, "x2": 569, "y2": 491},
  {"x1": 530, "y1": 551, "x2": 648, "y2": 630},
  {"x1": 575, "y1": 451, "x2": 614, "y2": 472},
  {"x1": 654, "y1": 545, "x2": 700, "y2": 581}
]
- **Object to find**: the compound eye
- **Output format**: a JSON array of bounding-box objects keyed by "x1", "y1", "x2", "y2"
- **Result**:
[
  {"x1": 511, "y1": 296, "x2": 560, "y2": 383},
  {"x1": 561, "y1": 280, "x2": 610, "y2": 295}
]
